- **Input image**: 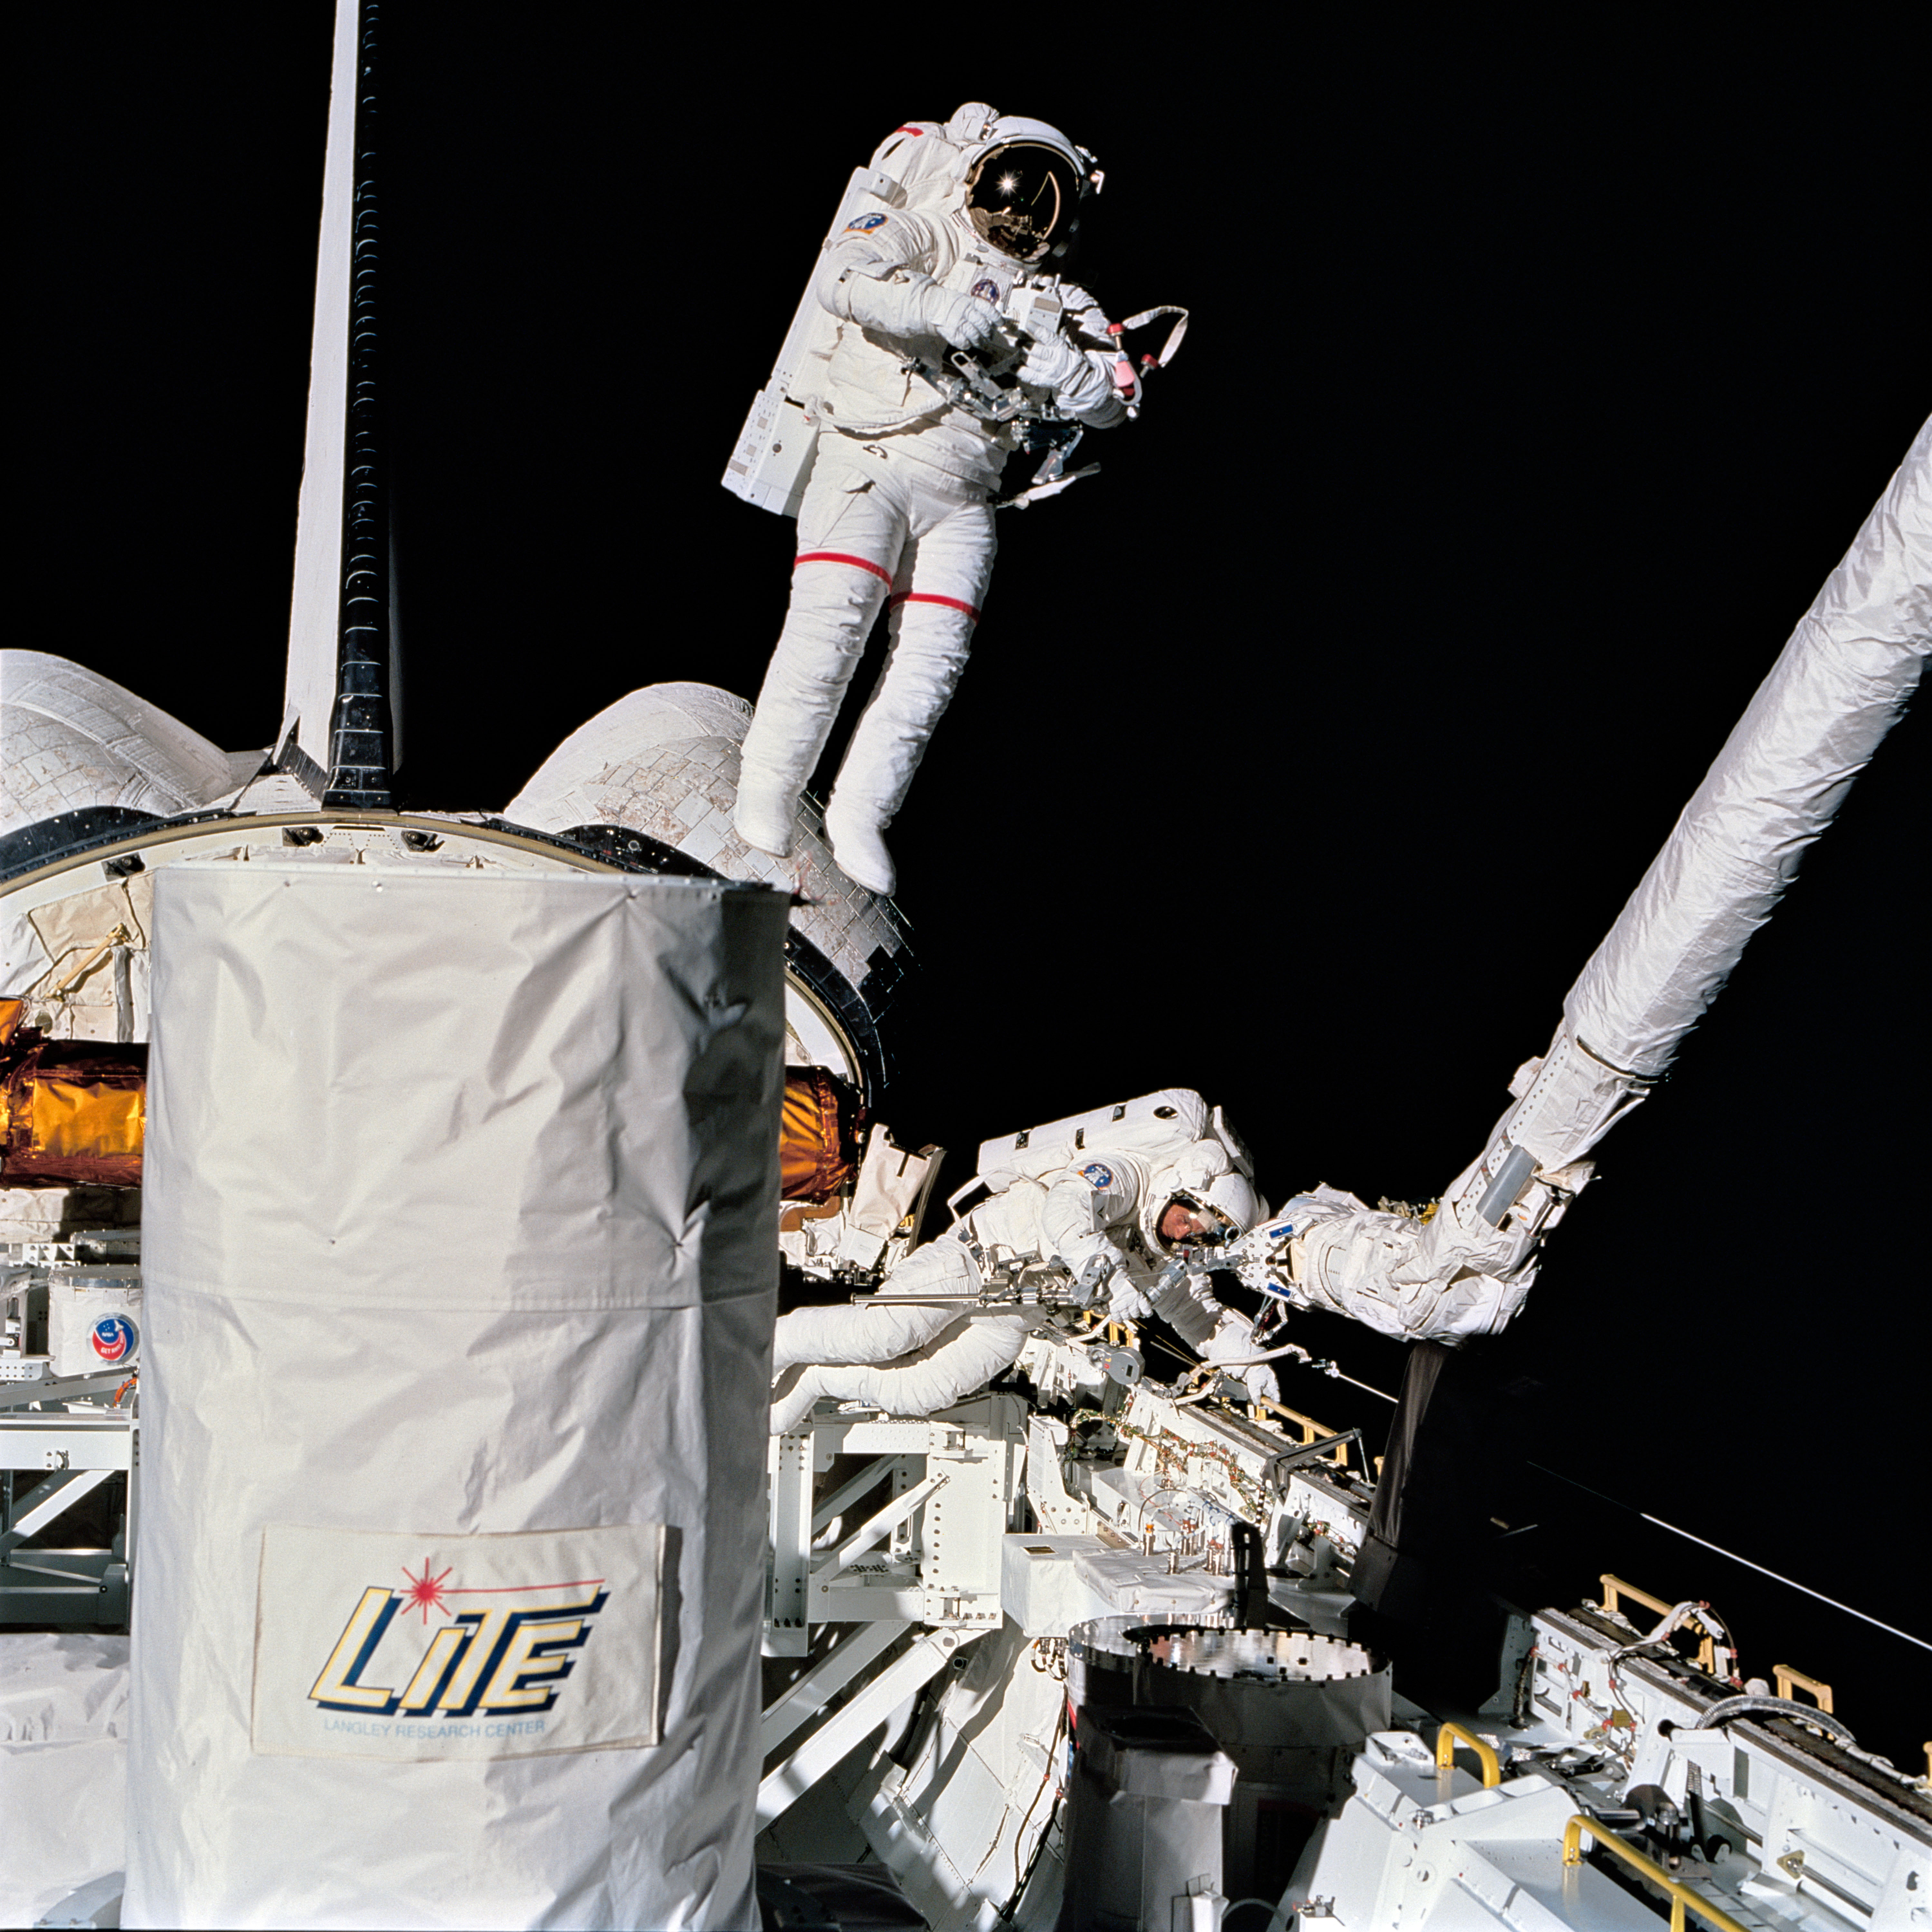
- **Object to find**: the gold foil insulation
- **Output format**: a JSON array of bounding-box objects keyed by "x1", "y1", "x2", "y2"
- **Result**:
[
  {"x1": 2, "y1": 999, "x2": 858, "y2": 1205},
  {"x1": 778, "y1": 1065, "x2": 861, "y2": 1206},
  {"x1": 1, "y1": 1009, "x2": 148, "y2": 1187}
]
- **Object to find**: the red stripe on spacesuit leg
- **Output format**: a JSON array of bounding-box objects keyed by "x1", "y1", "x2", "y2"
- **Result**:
[
  {"x1": 886, "y1": 591, "x2": 983, "y2": 622},
  {"x1": 794, "y1": 552, "x2": 896, "y2": 589}
]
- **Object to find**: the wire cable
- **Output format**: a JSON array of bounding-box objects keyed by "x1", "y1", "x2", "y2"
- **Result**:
[{"x1": 1528, "y1": 1462, "x2": 1929, "y2": 1652}]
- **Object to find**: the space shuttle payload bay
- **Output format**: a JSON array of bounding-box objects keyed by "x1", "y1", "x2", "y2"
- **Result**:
[{"x1": 5, "y1": 8, "x2": 1932, "y2": 1929}]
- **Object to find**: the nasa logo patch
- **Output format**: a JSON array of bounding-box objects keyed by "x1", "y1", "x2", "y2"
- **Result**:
[
  {"x1": 971, "y1": 278, "x2": 1001, "y2": 303},
  {"x1": 844, "y1": 212, "x2": 889, "y2": 232},
  {"x1": 1081, "y1": 1163, "x2": 1115, "y2": 1190},
  {"x1": 90, "y1": 1315, "x2": 136, "y2": 1364}
]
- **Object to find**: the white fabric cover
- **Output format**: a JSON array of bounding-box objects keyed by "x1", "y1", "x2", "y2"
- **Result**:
[
  {"x1": 125, "y1": 864, "x2": 788, "y2": 1930},
  {"x1": 497, "y1": 679, "x2": 914, "y2": 1096},
  {"x1": 0, "y1": 1633, "x2": 129, "y2": 1926},
  {"x1": 1, "y1": 650, "x2": 259, "y2": 836},
  {"x1": 1564, "y1": 416, "x2": 1932, "y2": 1085}
]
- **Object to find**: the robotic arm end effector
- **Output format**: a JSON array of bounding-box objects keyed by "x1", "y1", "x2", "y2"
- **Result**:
[{"x1": 1217, "y1": 1133, "x2": 1598, "y2": 1344}]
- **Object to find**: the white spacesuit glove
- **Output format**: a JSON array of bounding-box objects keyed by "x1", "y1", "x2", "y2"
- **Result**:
[
  {"x1": 1201, "y1": 1313, "x2": 1280, "y2": 1406},
  {"x1": 1062, "y1": 1234, "x2": 1146, "y2": 1318},
  {"x1": 1018, "y1": 333, "x2": 1115, "y2": 413},
  {"x1": 839, "y1": 271, "x2": 1000, "y2": 352},
  {"x1": 1147, "y1": 1266, "x2": 1221, "y2": 1350}
]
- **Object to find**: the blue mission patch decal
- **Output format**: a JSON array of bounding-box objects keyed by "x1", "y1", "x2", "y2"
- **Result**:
[
  {"x1": 1081, "y1": 1163, "x2": 1115, "y2": 1189},
  {"x1": 90, "y1": 1314, "x2": 137, "y2": 1364},
  {"x1": 844, "y1": 212, "x2": 890, "y2": 232},
  {"x1": 251, "y1": 1522, "x2": 665, "y2": 1760}
]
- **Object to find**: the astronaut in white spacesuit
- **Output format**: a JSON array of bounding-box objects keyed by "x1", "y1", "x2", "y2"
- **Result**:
[
  {"x1": 769, "y1": 1097, "x2": 1274, "y2": 1432},
  {"x1": 734, "y1": 106, "x2": 1131, "y2": 897}
]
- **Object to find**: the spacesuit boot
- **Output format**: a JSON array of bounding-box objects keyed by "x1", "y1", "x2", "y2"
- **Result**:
[
  {"x1": 733, "y1": 760, "x2": 807, "y2": 858},
  {"x1": 820, "y1": 795, "x2": 896, "y2": 896},
  {"x1": 734, "y1": 579, "x2": 876, "y2": 858}
]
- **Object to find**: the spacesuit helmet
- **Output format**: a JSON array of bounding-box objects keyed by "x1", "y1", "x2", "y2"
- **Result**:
[
  {"x1": 960, "y1": 117, "x2": 1098, "y2": 263},
  {"x1": 1154, "y1": 1170, "x2": 1264, "y2": 1248}
]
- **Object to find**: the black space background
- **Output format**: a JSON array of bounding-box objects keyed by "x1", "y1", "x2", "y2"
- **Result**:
[{"x1": 19, "y1": 14, "x2": 1928, "y2": 1758}]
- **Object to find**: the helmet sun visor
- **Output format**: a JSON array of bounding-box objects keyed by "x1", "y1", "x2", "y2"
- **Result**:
[
  {"x1": 966, "y1": 144, "x2": 1079, "y2": 261},
  {"x1": 1156, "y1": 1192, "x2": 1235, "y2": 1251}
]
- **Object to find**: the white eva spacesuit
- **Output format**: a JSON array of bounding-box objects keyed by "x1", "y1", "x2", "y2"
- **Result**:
[
  {"x1": 734, "y1": 105, "x2": 1133, "y2": 896},
  {"x1": 769, "y1": 1089, "x2": 1273, "y2": 1431}
]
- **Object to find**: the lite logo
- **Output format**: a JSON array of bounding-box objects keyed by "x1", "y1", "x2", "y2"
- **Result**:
[{"x1": 308, "y1": 1561, "x2": 608, "y2": 1718}]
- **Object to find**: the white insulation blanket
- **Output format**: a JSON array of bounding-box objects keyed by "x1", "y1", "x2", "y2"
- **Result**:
[
  {"x1": 125, "y1": 865, "x2": 788, "y2": 1931},
  {"x1": 0, "y1": 648, "x2": 259, "y2": 835},
  {"x1": 0, "y1": 1632, "x2": 130, "y2": 1925}
]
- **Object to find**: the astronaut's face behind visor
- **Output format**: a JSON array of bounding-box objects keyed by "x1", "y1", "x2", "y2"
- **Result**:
[{"x1": 966, "y1": 144, "x2": 1081, "y2": 262}]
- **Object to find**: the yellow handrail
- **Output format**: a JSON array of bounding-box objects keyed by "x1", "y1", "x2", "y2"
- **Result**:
[
  {"x1": 1435, "y1": 1720, "x2": 1500, "y2": 1788},
  {"x1": 1561, "y1": 1815, "x2": 1748, "y2": 1932},
  {"x1": 1600, "y1": 1573, "x2": 1672, "y2": 1622},
  {"x1": 1600, "y1": 1574, "x2": 1716, "y2": 1672},
  {"x1": 1250, "y1": 1398, "x2": 1349, "y2": 1466},
  {"x1": 1773, "y1": 1664, "x2": 1834, "y2": 1713}
]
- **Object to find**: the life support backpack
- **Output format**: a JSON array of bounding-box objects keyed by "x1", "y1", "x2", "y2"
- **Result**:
[
  {"x1": 720, "y1": 114, "x2": 983, "y2": 517},
  {"x1": 974, "y1": 1088, "x2": 1257, "y2": 1193},
  {"x1": 720, "y1": 106, "x2": 1180, "y2": 517}
]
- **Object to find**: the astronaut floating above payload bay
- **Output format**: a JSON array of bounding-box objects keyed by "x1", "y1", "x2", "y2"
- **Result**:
[
  {"x1": 727, "y1": 104, "x2": 1148, "y2": 897},
  {"x1": 769, "y1": 1090, "x2": 1274, "y2": 1432}
]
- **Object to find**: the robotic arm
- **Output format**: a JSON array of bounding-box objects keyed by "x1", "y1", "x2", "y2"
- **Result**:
[{"x1": 1212, "y1": 420, "x2": 1930, "y2": 1346}]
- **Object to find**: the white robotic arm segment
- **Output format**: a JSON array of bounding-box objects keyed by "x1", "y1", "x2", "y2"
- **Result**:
[
  {"x1": 1197, "y1": 1073, "x2": 1618, "y2": 1348},
  {"x1": 1486, "y1": 1021, "x2": 1653, "y2": 1175}
]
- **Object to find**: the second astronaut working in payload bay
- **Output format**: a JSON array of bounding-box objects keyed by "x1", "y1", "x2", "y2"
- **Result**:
[
  {"x1": 733, "y1": 107, "x2": 1133, "y2": 897},
  {"x1": 770, "y1": 1098, "x2": 1275, "y2": 1431}
]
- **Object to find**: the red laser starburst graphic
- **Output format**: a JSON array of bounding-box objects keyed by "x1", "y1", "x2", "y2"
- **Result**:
[{"x1": 401, "y1": 1560, "x2": 453, "y2": 1623}]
